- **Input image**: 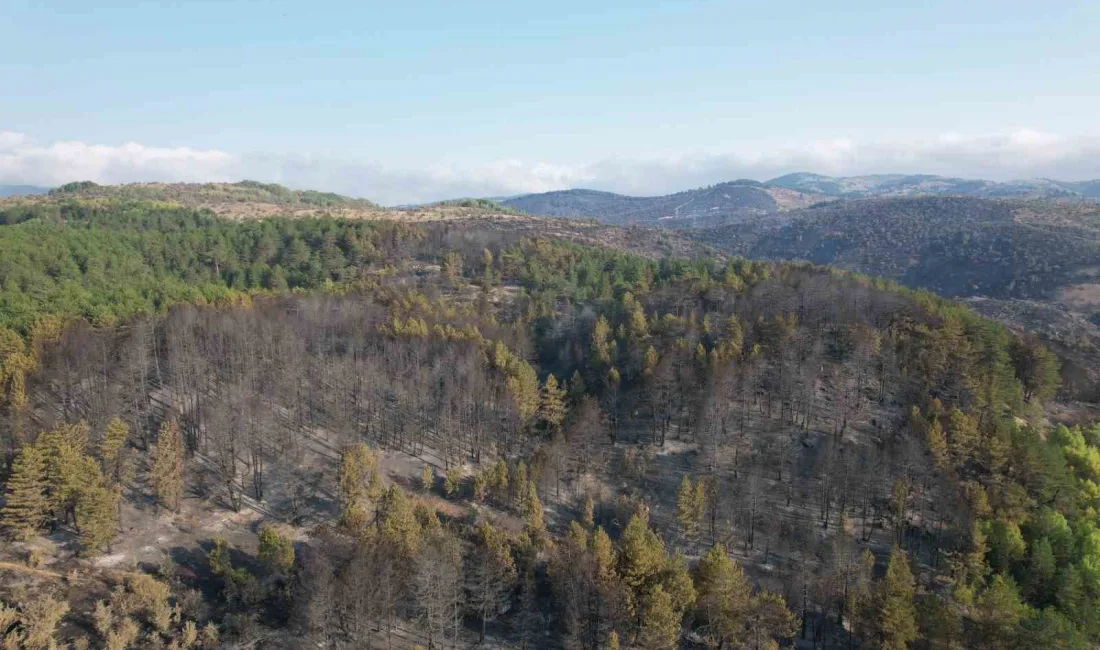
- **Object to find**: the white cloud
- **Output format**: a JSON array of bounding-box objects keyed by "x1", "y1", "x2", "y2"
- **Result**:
[{"x1": 2, "y1": 129, "x2": 1099, "y2": 205}]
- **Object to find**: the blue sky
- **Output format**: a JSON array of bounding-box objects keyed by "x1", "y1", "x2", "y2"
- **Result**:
[{"x1": 2, "y1": 0, "x2": 1099, "y2": 203}]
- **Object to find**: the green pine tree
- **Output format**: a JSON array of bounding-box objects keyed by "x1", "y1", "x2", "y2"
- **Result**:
[
  {"x1": 640, "y1": 585, "x2": 681, "y2": 650},
  {"x1": 150, "y1": 419, "x2": 184, "y2": 512},
  {"x1": 880, "y1": 546, "x2": 919, "y2": 650},
  {"x1": 2, "y1": 443, "x2": 49, "y2": 540},
  {"x1": 694, "y1": 544, "x2": 752, "y2": 648},
  {"x1": 75, "y1": 481, "x2": 119, "y2": 555},
  {"x1": 539, "y1": 373, "x2": 566, "y2": 433}
]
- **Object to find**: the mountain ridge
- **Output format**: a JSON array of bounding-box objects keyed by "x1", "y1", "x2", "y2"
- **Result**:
[{"x1": 500, "y1": 172, "x2": 1100, "y2": 226}]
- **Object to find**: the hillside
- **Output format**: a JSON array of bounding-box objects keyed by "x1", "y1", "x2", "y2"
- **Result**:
[
  {"x1": 767, "y1": 172, "x2": 1100, "y2": 200},
  {"x1": 694, "y1": 196, "x2": 1100, "y2": 301},
  {"x1": 691, "y1": 196, "x2": 1100, "y2": 397},
  {"x1": 48, "y1": 179, "x2": 379, "y2": 208},
  {"x1": 502, "y1": 180, "x2": 825, "y2": 226},
  {"x1": 499, "y1": 173, "x2": 1100, "y2": 229},
  {"x1": 0, "y1": 188, "x2": 1094, "y2": 650},
  {"x1": 691, "y1": 196, "x2": 1100, "y2": 296}
]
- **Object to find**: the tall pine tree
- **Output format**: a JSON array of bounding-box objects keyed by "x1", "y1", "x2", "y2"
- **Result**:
[
  {"x1": 150, "y1": 419, "x2": 184, "y2": 512},
  {"x1": 2, "y1": 443, "x2": 49, "y2": 540},
  {"x1": 880, "y1": 546, "x2": 919, "y2": 650}
]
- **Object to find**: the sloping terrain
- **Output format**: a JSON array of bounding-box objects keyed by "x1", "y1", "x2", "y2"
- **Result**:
[
  {"x1": 502, "y1": 180, "x2": 825, "y2": 226},
  {"x1": 47, "y1": 179, "x2": 379, "y2": 208},
  {"x1": 499, "y1": 173, "x2": 1100, "y2": 228},
  {"x1": 767, "y1": 172, "x2": 1100, "y2": 199},
  {"x1": 692, "y1": 196, "x2": 1100, "y2": 398},
  {"x1": 693, "y1": 196, "x2": 1100, "y2": 302},
  {"x1": 0, "y1": 183, "x2": 1097, "y2": 650}
]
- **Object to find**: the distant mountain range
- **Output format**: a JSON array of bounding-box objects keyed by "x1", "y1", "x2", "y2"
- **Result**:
[
  {"x1": 767, "y1": 172, "x2": 1100, "y2": 200},
  {"x1": 0, "y1": 184, "x2": 49, "y2": 198},
  {"x1": 500, "y1": 173, "x2": 1100, "y2": 226},
  {"x1": 501, "y1": 180, "x2": 821, "y2": 227}
]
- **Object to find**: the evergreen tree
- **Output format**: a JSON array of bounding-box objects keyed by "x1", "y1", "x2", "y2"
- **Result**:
[
  {"x1": 592, "y1": 316, "x2": 613, "y2": 366},
  {"x1": 150, "y1": 419, "x2": 184, "y2": 512},
  {"x1": 441, "y1": 251, "x2": 462, "y2": 283},
  {"x1": 524, "y1": 483, "x2": 546, "y2": 543},
  {"x1": 258, "y1": 525, "x2": 295, "y2": 574},
  {"x1": 378, "y1": 485, "x2": 422, "y2": 557},
  {"x1": 659, "y1": 552, "x2": 696, "y2": 618},
  {"x1": 916, "y1": 594, "x2": 963, "y2": 650},
  {"x1": 38, "y1": 422, "x2": 95, "y2": 523},
  {"x1": 1010, "y1": 336, "x2": 1061, "y2": 402},
  {"x1": 337, "y1": 443, "x2": 381, "y2": 529},
  {"x1": 971, "y1": 574, "x2": 1028, "y2": 649},
  {"x1": 540, "y1": 373, "x2": 566, "y2": 433},
  {"x1": 420, "y1": 464, "x2": 435, "y2": 493},
  {"x1": 592, "y1": 527, "x2": 617, "y2": 582},
  {"x1": 927, "y1": 417, "x2": 949, "y2": 470},
  {"x1": 880, "y1": 546, "x2": 918, "y2": 650},
  {"x1": 675, "y1": 476, "x2": 704, "y2": 539},
  {"x1": 75, "y1": 481, "x2": 119, "y2": 555},
  {"x1": 627, "y1": 304, "x2": 649, "y2": 344},
  {"x1": 618, "y1": 512, "x2": 665, "y2": 594},
  {"x1": 480, "y1": 248, "x2": 495, "y2": 288},
  {"x1": 639, "y1": 585, "x2": 681, "y2": 650},
  {"x1": 2, "y1": 443, "x2": 49, "y2": 540},
  {"x1": 947, "y1": 408, "x2": 978, "y2": 466},
  {"x1": 694, "y1": 544, "x2": 752, "y2": 648},
  {"x1": 606, "y1": 629, "x2": 620, "y2": 650},
  {"x1": 746, "y1": 591, "x2": 798, "y2": 650},
  {"x1": 1024, "y1": 537, "x2": 1057, "y2": 605}
]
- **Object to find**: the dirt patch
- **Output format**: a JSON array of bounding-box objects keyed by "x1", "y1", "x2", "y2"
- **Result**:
[{"x1": 1059, "y1": 283, "x2": 1100, "y2": 308}]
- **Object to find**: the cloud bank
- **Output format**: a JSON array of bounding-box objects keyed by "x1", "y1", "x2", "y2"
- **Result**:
[{"x1": 2, "y1": 129, "x2": 1099, "y2": 205}]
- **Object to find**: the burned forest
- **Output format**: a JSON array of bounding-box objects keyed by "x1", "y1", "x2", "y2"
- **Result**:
[{"x1": 0, "y1": 194, "x2": 1093, "y2": 650}]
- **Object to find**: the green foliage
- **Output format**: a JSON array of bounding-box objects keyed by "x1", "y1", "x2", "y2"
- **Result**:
[
  {"x1": 337, "y1": 443, "x2": 381, "y2": 529},
  {"x1": 75, "y1": 482, "x2": 119, "y2": 555},
  {"x1": 48, "y1": 179, "x2": 377, "y2": 208},
  {"x1": 0, "y1": 199, "x2": 411, "y2": 332},
  {"x1": 1, "y1": 443, "x2": 49, "y2": 539},
  {"x1": 639, "y1": 585, "x2": 681, "y2": 650},
  {"x1": 693, "y1": 544, "x2": 752, "y2": 648},
  {"x1": 675, "y1": 476, "x2": 705, "y2": 538},
  {"x1": 258, "y1": 526, "x2": 295, "y2": 574},
  {"x1": 880, "y1": 546, "x2": 918, "y2": 650},
  {"x1": 150, "y1": 419, "x2": 184, "y2": 512}
]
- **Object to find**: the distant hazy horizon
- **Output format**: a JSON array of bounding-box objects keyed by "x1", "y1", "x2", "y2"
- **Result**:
[{"x1": 3, "y1": 0, "x2": 1098, "y2": 204}]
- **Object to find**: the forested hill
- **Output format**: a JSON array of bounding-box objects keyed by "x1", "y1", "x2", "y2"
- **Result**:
[
  {"x1": 693, "y1": 196, "x2": 1100, "y2": 302},
  {"x1": 499, "y1": 173, "x2": 1100, "y2": 228},
  {"x1": 767, "y1": 172, "x2": 1100, "y2": 200},
  {"x1": 0, "y1": 193, "x2": 1096, "y2": 650},
  {"x1": 502, "y1": 180, "x2": 824, "y2": 226},
  {"x1": 0, "y1": 194, "x2": 712, "y2": 332},
  {"x1": 47, "y1": 180, "x2": 379, "y2": 209},
  {"x1": 690, "y1": 196, "x2": 1100, "y2": 398}
]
